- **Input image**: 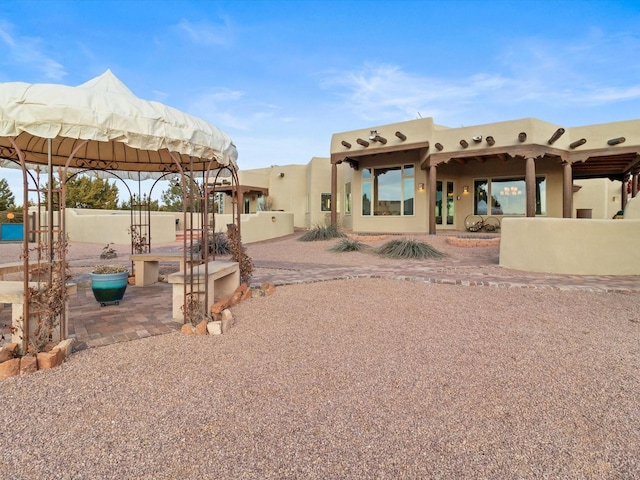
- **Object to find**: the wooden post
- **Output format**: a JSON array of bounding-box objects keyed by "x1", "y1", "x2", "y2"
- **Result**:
[
  {"x1": 525, "y1": 156, "x2": 536, "y2": 217},
  {"x1": 428, "y1": 164, "x2": 437, "y2": 234},
  {"x1": 622, "y1": 175, "x2": 629, "y2": 210},
  {"x1": 330, "y1": 161, "x2": 338, "y2": 226},
  {"x1": 562, "y1": 161, "x2": 572, "y2": 218}
]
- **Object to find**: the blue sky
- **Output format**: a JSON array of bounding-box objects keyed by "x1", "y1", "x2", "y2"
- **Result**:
[{"x1": 1, "y1": 0, "x2": 640, "y2": 203}]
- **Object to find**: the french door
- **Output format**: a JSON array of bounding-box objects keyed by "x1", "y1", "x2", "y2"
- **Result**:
[{"x1": 435, "y1": 180, "x2": 455, "y2": 228}]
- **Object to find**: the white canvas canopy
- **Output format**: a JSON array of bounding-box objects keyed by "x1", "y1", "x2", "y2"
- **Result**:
[{"x1": 0, "y1": 70, "x2": 237, "y2": 177}]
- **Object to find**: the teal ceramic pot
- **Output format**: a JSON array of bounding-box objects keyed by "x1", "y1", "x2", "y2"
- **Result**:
[{"x1": 90, "y1": 271, "x2": 129, "y2": 306}]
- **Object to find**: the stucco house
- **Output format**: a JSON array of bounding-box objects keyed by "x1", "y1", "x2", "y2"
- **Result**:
[{"x1": 221, "y1": 117, "x2": 639, "y2": 235}]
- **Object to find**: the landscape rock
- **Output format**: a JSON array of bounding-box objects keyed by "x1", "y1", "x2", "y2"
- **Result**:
[
  {"x1": 5, "y1": 343, "x2": 19, "y2": 356},
  {"x1": 210, "y1": 297, "x2": 230, "y2": 315},
  {"x1": 221, "y1": 309, "x2": 234, "y2": 334},
  {"x1": 0, "y1": 346, "x2": 13, "y2": 363},
  {"x1": 260, "y1": 282, "x2": 276, "y2": 296},
  {"x1": 181, "y1": 324, "x2": 195, "y2": 335},
  {"x1": 0, "y1": 358, "x2": 20, "y2": 379},
  {"x1": 241, "y1": 287, "x2": 252, "y2": 301},
  {"x1": 56, "y1": 339, "x2": 75, "y2": 360},
  {"x1": 36, "y1": 350, "x2": 60, "y2": 370},
  {"x1": 195, "y1": 320, "x2": 208, "y2": 335},
  {"x1": 20, "y1": 355, "x2": 38, "y2": 375},
  {"x1": 207, "y1": 321, "x2": 222, "y2": 335}
]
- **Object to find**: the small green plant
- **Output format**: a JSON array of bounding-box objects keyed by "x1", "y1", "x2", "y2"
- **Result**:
[
  {"x1": 375, "y1": 238, "x2": 445, "y2": 259},
  {"x1": 299, "y1": 223, "x2": 346, "y2": 242},
  {"x1": 329, "y1": 238, "x2": 369, "y2": 252},
  {"x1": 92, "y1": 264, "x2": 128, "y2": 274}
]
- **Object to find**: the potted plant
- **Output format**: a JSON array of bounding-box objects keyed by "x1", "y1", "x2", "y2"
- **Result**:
[{"x1": 90, "y1": 264, "x2": 129, "y2": 306}]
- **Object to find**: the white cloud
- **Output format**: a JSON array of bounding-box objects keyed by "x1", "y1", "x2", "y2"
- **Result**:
[
  {"x1": 320, "y1": 28, "x2": 640, "y2": 126},
  {"x1": 174, "y1": 17, "x2": 235, "y2": 47},
  {"x1": 0, "y1": 19, "x2": 66, "y2": 80}
]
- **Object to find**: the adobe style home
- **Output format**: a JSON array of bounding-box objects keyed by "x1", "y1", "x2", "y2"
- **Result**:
[
  {"x1": 227, "y1": 117, "x2": 639, "y2": 236},
  {"x1": 329, "y1": 117, "x2": 639, "y2": 235}
]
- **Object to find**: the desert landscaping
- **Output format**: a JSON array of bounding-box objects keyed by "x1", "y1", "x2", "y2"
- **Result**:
[{"x1": 0, "y1": 232, "x2": 638, "y2": 479}]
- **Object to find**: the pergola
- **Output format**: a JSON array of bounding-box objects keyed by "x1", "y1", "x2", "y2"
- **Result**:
[{"x1": 0, "y1": 70, "x2": 240, "y2": 353}]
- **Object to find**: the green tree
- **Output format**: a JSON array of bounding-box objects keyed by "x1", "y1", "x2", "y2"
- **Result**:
[
  {"x1": 65, "y1": 175, "x2": 119, "y2": 209},
  {"x1": 159, "y1": 180, "x2": 201, "y2": 212},
  {"x1": 119, "y1": 197, "x2": 160, "y2": 211},
  {"x1": 0, "y1": 178, "x2": 16, "y2": 210}
]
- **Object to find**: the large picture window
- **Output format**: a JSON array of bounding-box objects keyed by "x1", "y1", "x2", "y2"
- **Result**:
[
  {"x1": 361, "y1": 164, "x2": 414, "y2": 216},
  {"x1": 474, "y1": 176, "x2": 546, "y2": 216}
]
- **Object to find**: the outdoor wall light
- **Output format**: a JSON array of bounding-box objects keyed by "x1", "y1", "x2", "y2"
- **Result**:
[
  {"x1": 271, "y1": 216, "x2": 276, "y2": 222},
  {"x1": 278, "y1": 172, "x2": 285, "y2": 178},
  {"x1": 418, "y1": 183, "x2": 425, "y2": 192},
  {"x1": 368, "y1": 130, "x2": 379, "y2": 140},
  {"x1": 463, "y1": 185, "x2": 470, "y2": 194}
]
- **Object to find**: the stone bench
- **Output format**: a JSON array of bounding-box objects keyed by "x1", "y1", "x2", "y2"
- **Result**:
[
  {"x1": 0, "y1": 281, "x2": 77, "y2": 351},
  {"x1": 129, "y1": 253, "x2": 186, "y2": 286},
  {"x1": 167, "y1": 261, "x2": 239, "y2": 321}
]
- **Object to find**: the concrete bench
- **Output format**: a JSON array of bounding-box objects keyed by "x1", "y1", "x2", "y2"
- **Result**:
[
  {"x1": 0, "y1": 262, "x2": 25, "y2": 280},
  {"x1": 129, "y1": 253, "x2": 186, "y2": 286},
  {"x1": 167, "y1": 261, "x2": 239, "y2": 321},
  {"x1": 0, "y1": 281, "x2": 77, "y2": 349}
]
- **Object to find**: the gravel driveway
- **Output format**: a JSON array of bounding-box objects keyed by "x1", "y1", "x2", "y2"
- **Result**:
[{"x1": 0, "y1": 233, "x2": 638, "y2": 479}]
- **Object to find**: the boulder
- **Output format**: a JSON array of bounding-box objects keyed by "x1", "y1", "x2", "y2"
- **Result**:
[
  {"x1": 56, "y1": 339, "x2": 75, "y2": 361},
  {"x1": 5, "y1": 343, "x2": 19, "y2": 356},
  {"x1": 207, "y1": 321, "x2": 222, "y2": 335},
  {"x1": 0, "y1": 358, "x2": 20, "y2": 380},
  {"x1": 241, "y1": 287, "x2": 252, "y2": 301},
  {"x1": 181, "y1": 324, "x2": 195, "y2": 335},
  {"x1": 260, "y1": 282, "x2": 276, "y2": 296},
  {"x1": 210, "y1": 297, "x2": 230, "y2": 315},
  {"x1": 221, "y1": 309, "x2": 234, "y2": 334},
  {"x1": 195, "y1": 320, "x2": 208, "y2": 336},
  {"x1": 0, "y1": 346, "x2": 13, "y2": 363},
  {"x1": 20, "y1": 355, "x2": 38, "y2": 375},
  {"x1": 36, "y1": 350, "x2": 60, "y2": 370}
]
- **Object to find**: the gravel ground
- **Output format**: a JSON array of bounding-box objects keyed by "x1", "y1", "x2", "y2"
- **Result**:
[{"x1": 0, "y1": 234, "x2": 639, "y2": 479}]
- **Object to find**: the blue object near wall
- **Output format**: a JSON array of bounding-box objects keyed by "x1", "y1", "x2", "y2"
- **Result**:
[{"x1": 0, "y1": 223, "x2": 24, "y2": 241}]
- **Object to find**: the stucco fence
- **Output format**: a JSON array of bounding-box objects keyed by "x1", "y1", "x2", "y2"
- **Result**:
[
  {"x1": 499, "y1": 217, "x2": 640, "y2": 275},
  {"x1": 62, "y1": 208, "x2": 294, "y2": 245}
]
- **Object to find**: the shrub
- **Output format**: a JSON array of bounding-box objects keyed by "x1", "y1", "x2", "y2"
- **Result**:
[
  {"x1": 92, "y1": 264, "x2": 128, "y2": 274},
  {"x1": 375, "y1": 239, "x2": 445, "y2": 259},
  {"x1": 330, "y1": 238, "x2": 369, "y2": 252},
  {"x1": 299, "y1": 223, "x2": 346, "y2": 242}
]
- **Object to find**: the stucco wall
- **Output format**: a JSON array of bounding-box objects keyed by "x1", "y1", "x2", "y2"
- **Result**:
[
  {"x1": 214, "y1": 211, "x2": 294, "y2": 244},
  {"x1": 65, "y1": 208, "x2": 177, "y2": 244},
  {"x1": 499, "y1": 217, "x2": 640, "y2": 275}
]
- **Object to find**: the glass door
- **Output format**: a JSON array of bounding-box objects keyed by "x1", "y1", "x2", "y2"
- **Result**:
[{"x1": 435, "y1": 180, "x2": 455, "y2": 228}]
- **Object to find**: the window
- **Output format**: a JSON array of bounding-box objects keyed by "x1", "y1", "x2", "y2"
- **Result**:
[
  {"x1": 362, "y1": 164, "x2": 414, "y2": 216},
  {"x1": 474, "y1": 176, "x2": 546, "y2": 216},
  {"x1": 214, "y1": 192, "x2": 224, "y2": 214},
  {"x1": 321, "y1": 193, "x2": 331, "y2": 212},
  {"x1": 344, "y1": 182, "x2": 352, "y2": 215}
]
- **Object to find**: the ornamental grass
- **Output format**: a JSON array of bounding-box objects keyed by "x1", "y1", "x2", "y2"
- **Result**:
[{"x1": 375, "y1": 238, "x2": 445, "y2": 259}]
